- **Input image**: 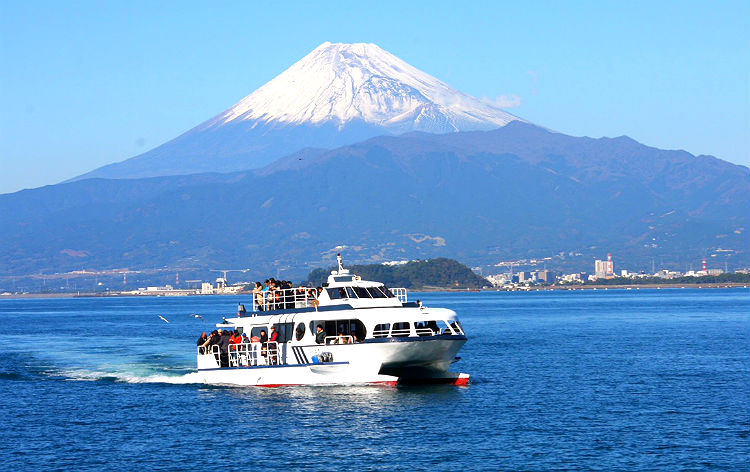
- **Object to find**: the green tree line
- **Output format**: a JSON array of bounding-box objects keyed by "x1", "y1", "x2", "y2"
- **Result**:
[{"x1": 305, "y1": 258, "x2": 488, "y2": 289}]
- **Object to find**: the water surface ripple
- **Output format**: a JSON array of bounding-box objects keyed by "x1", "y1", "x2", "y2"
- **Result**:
[{"x1": 1, "y1": 288, "x2": 747, "y2": 471}]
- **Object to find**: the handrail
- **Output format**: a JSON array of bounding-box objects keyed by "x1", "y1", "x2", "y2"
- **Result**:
[
  {"x1": 324, "y1": 335, "x2": 354, "y2": 345},
  {"x1": 251, "y1": 287, "x2": 319, "y2": 312},
  {"x1": 200, "y1": 341, "x2": 281, "y2": 367}
]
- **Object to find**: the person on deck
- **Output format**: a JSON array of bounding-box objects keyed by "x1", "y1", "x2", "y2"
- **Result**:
[
  {"x1": 253, "y1": 282, "x2": 264, "y2": 311},
  {"x1": 315, "y1": 324, "x2": 326, "y2": 344},
  {"x1": 268, "y1": 325, "x2": 279, "y2": 364}
]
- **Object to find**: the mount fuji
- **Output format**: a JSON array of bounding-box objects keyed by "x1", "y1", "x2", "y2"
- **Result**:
[{"x1": 74, "y1": 42, "x2": 521, "y2": 181}]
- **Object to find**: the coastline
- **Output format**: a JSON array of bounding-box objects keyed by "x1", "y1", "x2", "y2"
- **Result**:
[{"x1": 2, "y1": 283, "x2": 748, "y2": 300}]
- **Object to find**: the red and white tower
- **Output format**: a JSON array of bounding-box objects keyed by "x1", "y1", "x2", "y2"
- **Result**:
[{"x1": 702, "y1": 258, "x2": 707, "y2": 273}]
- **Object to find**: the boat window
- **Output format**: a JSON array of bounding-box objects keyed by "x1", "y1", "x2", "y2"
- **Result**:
[
  {"x1": 276, "y1": 322, "x2": 294, "y2": 343},
  {"x1": 250, "y1": 326, "x2": 268, "y2": 339},
  {"x1": 295, "y1": 323, "x2": 305, "y2": 341},
  {"x1": 352, "y1": 286, "x2": 371, "y2": 298},
  {"x1": 326, "y1": 287, "x2": 347, "y2": 299},
  {"x1": 366, "y1": 286, "x2": 387, "y2": 298},
  {"x1": 312, "y1": 319, "x2": 366, "y2": 341},
  {"x1": 373, "y1": 323, "x2": 390, "y2": 338},
  {"x1": 450, "y1": 321, "x2": 464, "y2": 335},
  {"x1": 415, "y1": 320, "x2": 444, "y2": 336},
  {"x1": 391, "y1": 322, "x2": 411, "y2": 337},
  {"x1": 345, "y1": 287, "x2": 357, "y2": 298},
  {"x1": 380, "y1": 286, "x2": 395, "y2": 298},
  {"x1": 334, "y1": 276, "x2": 354, "y2": 282}
]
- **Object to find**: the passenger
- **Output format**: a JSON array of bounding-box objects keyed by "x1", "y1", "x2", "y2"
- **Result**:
[
  {"x1": 268, "y1": 325, "x2": 279, "y2": 364},
  {"x1": 241, "y1": 333, "x2": 250, "y2": 343},
  {"x1": 197, "y1": 332, "x2": 208, "y2": 347},
  {"x1": 253, "y1": 282, "x2": 264, "y2": 311},
  {"x1": 260, "y1": 329, "x2": 269, "y2": 359},
  {"x1": 217, "y1": 329, "x2": 230, "y2": 367},
  {"x1": 202, "y1": 330, "x2": 218, "y2": 349},
  {"x1": 262, "y1": 280, "x2": 271, "y2": 310},
  {"x1": 315, "y1": 324, "x2": 326, "y2": 344},
  {"x1": 336, "y1": 332, "x2": 349, "y2": 344},
  {"x1": 282, "y1": 280, "x2": 294, "y2": 308},
  {"x1": 351, "y1": 332, "x2": 359, "y2": 343}
]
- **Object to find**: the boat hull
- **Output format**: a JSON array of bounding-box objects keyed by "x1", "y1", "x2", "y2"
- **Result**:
[{"x1": 196, "y1": 337, "x2": 468, "y2": 387}]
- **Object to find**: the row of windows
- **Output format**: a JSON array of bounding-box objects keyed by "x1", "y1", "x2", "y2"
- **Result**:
[
  {"x1": 326, "y1": 285, "x2": 395, "y2": 300},
  {"x1": 242, "y1": 319, "x2": 463, "y2": 342},
  {"x1": 373, "y1": 320, "x2": 464, "y2": 338},
  {"x1": 308, "y1": 319, "x2": 367, "y2": 340}
]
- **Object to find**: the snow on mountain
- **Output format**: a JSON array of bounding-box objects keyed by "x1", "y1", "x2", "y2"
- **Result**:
[
  {"x1": 72, "y1": 42, "x2": 523, "y2": 181},
  {"x1": 211, "y1": 42, "x2": 520, "y2": 133}
]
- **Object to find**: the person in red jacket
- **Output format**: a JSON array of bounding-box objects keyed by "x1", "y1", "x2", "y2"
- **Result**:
[{"x1": 268, "y1": 325, "x2": 279, "y2": 364}]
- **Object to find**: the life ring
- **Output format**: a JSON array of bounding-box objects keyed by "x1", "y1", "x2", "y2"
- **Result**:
[{"x1": 312, "y1": 299, "x2": 320, "y2": 308}]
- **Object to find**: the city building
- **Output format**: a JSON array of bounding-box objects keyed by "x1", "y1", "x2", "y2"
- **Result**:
[{"x1": 594, "y1": 253, "x2": 615, "y2": 279}]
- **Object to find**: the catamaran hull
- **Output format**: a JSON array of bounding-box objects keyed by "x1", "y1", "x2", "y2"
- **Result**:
[{"x1": 196, "y1": 337, "x2": 468, "y2": 387}]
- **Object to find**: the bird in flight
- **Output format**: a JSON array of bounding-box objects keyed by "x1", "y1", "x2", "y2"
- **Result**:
[
  {"x1": 190, "y1": 314, "x2": 205, "y2": 321},
  {"x1": 158, "y1": 315, "x2": 170, "y2": 323}
]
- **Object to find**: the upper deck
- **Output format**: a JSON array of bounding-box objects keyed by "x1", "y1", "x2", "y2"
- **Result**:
[{"x1": 244, "y1": 254, "x2": 409, "y2": 316}]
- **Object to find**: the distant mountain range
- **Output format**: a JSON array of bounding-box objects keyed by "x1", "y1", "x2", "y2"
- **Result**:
[
  {"x1": 72, "y1": 42, "x2": 520, "y2": 181},
  {"x1": 2, "y1": 122, "x2": 747, "y2": 280}
]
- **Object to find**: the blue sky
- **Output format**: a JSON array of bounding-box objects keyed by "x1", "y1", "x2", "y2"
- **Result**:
[{"x1": 1, "y1": 0, "x2": 748, "y2": 194}]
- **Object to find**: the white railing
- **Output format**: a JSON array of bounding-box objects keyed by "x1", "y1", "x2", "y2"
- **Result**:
[
  {"x1": 415, "y1": 327, "x2": 437, "y2": 336},
  {"x1": 251, "y1": 287, "x2": 319, "y2": 312},
  {"x1": 324, "y1": 335, "x2": 354, "y2": 345},
  {"x1": 372, "y1": 328, "x2": 390, "y2": 338},
  {"x1": 390, "y1": 287, "x2": 407, "y2": 303},
  {"x1": 199, "y1": 342, "x2": 280, "y2": 367}
]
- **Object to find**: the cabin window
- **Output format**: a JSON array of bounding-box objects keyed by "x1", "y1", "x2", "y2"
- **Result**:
[
  {"x1": 326, "y1": 287, "x2": 347, "y2": 299},
  {"x1": 352, "y1": 287, "x2": 371, "y2": 298},
  {"x1": 415, "y1": 320, "x2": 445, "y2": 336},
  {"x1": 250, "y1": 326, "x2": 268, "y2": 339},
  {"x1": 391, "y1": 322, "x2": 411, "y2": 337},
  {"x1": 310, "y1": 319, "x2": 366, "y2": 341},
  {"x1": 334, "y1": 276, "x2": 354, "y2": 282},
  {"x1": 295, "y1": 323, "x2": 306, "y2": 341},
  {"x1": 450, "y1": 321, "x2": 464, "y2": 335},
  {"x1": 367, "y1": 286, "x2": 387, "y2": 298},
  {"x1": 380, "y1": 286, "x2": 395, "y2": 298},
  {"x1": 345, "y1": 287, "x2": 357, "y2": 298},
  {"x1": 276, "y1": 322, "x2": 294, "y2": 342},
  {"x1": 373, "y1": 323, "x2": 390, "y2": 338}
]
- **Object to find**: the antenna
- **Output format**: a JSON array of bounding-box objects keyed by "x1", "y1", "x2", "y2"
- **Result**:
[{"x1": 337, "y1": 253, "x2": 344, "y2": 272}]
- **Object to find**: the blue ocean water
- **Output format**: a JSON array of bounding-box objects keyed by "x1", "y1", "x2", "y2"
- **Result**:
[{"x1": 1, "y1": 288, "x2": 748, "y2": 471}]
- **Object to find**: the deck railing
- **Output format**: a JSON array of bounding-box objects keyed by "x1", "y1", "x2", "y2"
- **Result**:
[
  {"x1": 324, "y1": 335, "x2": 354, "y2": 345},
  {"x1": 198, "y1": 342, "x2": 280, "y2": 367},
  {"x1": 250, "y1": 288, "x2": 319, "y2": 312},
  {"x1": 390, "y1": 287, "x2": 407, "y2": 303}
]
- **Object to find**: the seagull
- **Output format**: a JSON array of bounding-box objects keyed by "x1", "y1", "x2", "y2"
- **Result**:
[
  {"x1": 158, "y1": 315, "x2": 170, "y2": 323},
  {"x1": 190, "y1": 314, "x2": 205, "y2": 321}
]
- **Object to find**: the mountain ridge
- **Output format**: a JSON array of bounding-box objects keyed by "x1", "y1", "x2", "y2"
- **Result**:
[{"x1": 3, "y1": 123, "x2": 747, "y2": 281}]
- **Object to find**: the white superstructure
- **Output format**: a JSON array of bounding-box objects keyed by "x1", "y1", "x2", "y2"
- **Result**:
[{"x1": 196, "y1": 254, "x2": 469, "y2": 387}]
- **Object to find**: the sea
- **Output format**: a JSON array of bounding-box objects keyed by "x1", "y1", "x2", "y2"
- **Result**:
[{"x1": 1, "y1": 288, "x2": 748, "y2": 471}]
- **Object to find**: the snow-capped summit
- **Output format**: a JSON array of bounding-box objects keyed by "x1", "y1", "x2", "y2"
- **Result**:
[
  {"x1": 73, "y1": 42, "x2": 523, "y2": 181},
  {"x1": 213, "y1": 42, "x2": 519, "y2": 133}
]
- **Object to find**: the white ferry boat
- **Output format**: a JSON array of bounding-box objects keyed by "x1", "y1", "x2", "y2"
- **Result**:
[{"x1": 196, "y1": 254, "x2": 469, "y2": 387}]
